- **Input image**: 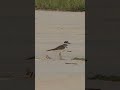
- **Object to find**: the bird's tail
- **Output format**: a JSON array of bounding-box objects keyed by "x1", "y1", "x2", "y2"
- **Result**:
[{"x1": 46, "y1": 49, "x2": 53, "y2": 51}]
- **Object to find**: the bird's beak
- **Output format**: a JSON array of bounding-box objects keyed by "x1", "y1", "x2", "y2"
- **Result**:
[{"x1": 68, "y1": 42, "x2": 71, "y2": 44}]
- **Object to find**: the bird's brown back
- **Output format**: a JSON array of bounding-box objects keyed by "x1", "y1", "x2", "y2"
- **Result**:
[{"x1": 47, "y1": 44, "x2": 67, "y2": 51}]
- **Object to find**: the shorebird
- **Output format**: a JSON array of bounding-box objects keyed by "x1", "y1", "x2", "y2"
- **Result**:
[{"x1": 46, "y1": 41, "x2": 71, "y2": 60}]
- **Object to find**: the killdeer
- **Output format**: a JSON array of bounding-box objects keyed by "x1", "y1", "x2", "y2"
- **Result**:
[{"x1": 46, "y1": 41, "x2": 71, "y2": 60}]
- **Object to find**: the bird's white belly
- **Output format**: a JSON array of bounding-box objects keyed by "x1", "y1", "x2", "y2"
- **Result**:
[{"x1": 54, "y1": 49, "x2": 65, "y2": 53}]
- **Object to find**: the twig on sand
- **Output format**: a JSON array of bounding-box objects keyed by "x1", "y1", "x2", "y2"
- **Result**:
[
  {"x1": 72, "y1": 57, "x2": 87, "y2": 61},
  {"x1": 46, "y1": 55, "x2": 52, "y2": 59},
  {"x1": 86, "y1": 88, "x2": 101, "y2": 90},
  {"x1": 65, "y1": 63, "x2": 77, "y2": 65}
]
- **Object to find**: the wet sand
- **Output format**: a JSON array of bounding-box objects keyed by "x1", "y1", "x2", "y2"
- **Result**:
[
  {"x1": 36, "y1": 72, "x2": 85, "y2": 90},
  {"x1": 35, "y1": 10, "x2": 85, "y2": 90}
]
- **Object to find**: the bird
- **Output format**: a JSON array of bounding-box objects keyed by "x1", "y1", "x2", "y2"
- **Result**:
[{"x1": 46, "y1": 41, "x2": 71, "y2": 60}]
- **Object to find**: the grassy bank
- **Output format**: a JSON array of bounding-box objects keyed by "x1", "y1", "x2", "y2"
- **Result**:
[{"x1": 35, "y1": 0, "x2": 85, "y2": 12}]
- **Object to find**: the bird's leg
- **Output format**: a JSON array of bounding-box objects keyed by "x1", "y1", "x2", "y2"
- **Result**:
[
  {"x1": 59, "y1": 52, "x2": 65, "y2": 60},
  {"x1": 59, "y1": 52, "x2": 62, "y2": 60}
]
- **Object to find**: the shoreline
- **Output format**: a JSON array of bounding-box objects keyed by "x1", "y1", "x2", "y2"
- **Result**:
[
  {"x1": 35, "y1": 9, "x2": 85, "y2": 13},
  {"x1": 35, "y1": 8, "x2": 85, "y2": 12}
]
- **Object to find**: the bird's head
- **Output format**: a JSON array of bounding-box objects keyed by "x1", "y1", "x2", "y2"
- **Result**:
[{"x1": 64, "y1": 41, "x2": 71, "y2": 44}]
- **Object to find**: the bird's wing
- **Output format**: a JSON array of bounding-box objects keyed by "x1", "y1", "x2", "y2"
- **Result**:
[
  {"x1": 47, "y1": 44, "x2": 67, "y2": 51},
  {"x1": 53, "y1": 44, "x2": 66, "y2": 50},
  {"x1": 47, "y1": 45, "x2": 65, "y2": 51}
]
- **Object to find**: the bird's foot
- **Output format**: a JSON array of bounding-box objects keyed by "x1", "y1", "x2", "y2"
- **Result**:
[{"x1": 67, "y1": 51, "x2": 72, "y2": 52}]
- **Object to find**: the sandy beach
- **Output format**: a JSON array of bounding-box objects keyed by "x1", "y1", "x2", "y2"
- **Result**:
[{"x1": 35, "y1": 10, "x2": 85, "y2": 90}]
